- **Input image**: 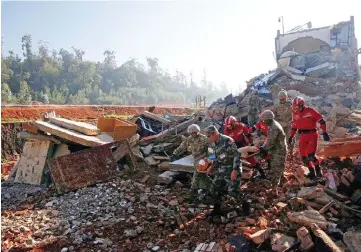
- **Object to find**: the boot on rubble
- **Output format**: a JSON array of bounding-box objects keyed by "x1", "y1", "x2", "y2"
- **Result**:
[
  {"x1": 255, "y1": 163, "x2": 266, "y2": 179},
  {"x1": 210, "y1": 203, "x2": 222, "y2": 217},
  {"x1": 184, "y1": 189, "x2": 198, "y2": 203},
  {"x1": 315, "y1": 165, "x2": 323, "y2": 178},
  {"x1": 307, "y1": 167, "x2": 316, "y2": 180},
  {"x1": 242, "y1": 201, "x2": 251, "y2": 216}
]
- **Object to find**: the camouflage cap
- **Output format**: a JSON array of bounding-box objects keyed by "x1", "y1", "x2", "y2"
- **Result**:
[
  {"x1": 260, "y1": 110, "x2": 275, "y2": 120},
  {"x1": 278, "y1": 90, "x2": 288, "y2": 99},
  {"x1": 205, "y1": 125, "x2": 218, "y2": 136},
  {"x1": 187, "y1": 124, "x2": 200, "y2": 133}
]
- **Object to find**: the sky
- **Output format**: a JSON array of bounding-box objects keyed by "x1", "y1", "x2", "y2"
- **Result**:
[{"x1": 1, "y1": 0, "x2": 360, "y2": 93}]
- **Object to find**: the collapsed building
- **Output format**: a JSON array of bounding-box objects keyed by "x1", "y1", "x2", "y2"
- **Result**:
[{"x1": 2, "y1": 17, "x2": 361, "y2": 252}]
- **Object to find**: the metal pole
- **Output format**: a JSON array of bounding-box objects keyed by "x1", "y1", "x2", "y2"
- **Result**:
[{"x1": 282, "y1": 16, "x2": 284, "y2": 34}]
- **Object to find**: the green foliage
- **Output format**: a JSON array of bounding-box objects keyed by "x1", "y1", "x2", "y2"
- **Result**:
[{"x1": 1, "y1": 34, "x2": 230, "y2": 105}]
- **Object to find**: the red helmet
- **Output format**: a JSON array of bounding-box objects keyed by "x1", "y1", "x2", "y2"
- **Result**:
[
  {"x1": 225, "y1": 116, "x2": 237, "y2": 129},
  {"x1": 292, "y1": 96, "x2": 305, "y2": 111}
]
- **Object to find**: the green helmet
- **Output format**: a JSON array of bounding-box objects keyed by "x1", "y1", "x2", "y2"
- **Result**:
[{"x1": 260, "y1": 110, "x2": 275, "y2": 120}]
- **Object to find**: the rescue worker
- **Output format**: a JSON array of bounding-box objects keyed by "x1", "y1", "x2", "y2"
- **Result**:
[
  {"x1": 258, "y1": 110, "x2": 287, "y2": 194},
  {"x1": 172, "y1": 124, "x2": 212, "y2": 198},
  {"x1": 273, "y1": 90, "x2": 293, "y2": 138},
  {"x1": 205, "y1": 125, "x2": 250, "y2": 216},
  {"x1": 248, "y1": 89, "x2": 262, "y2": 126},
  {"x1": 249, "y1": 117, "x2": 271, "y2": 170},
  {"x1": 289, "y1": 97, "x2": 330, "y2": 179},
  {"x1": 224, "y1": 116, "x2": 266, "y2": 178}
]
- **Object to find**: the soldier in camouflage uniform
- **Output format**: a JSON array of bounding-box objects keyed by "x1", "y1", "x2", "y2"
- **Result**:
[
  {"x1": 273, "y1": 90, "x2": 293, "y2": 138},
  {"x1": 258, "y1": 110, "x2": 287, "y2": 195},
  {"x1": 248, "y1": 89, "x2": 262, "y2": 126},
  {"x1": 172, "y1": 124, "x2": 212, "y2": 197},
  {"x1": 205, "y1": 125, "x2": 250, "y2": 216}
]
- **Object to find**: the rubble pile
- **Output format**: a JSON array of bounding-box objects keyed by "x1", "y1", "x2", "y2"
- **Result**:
[{"x1": 3, "y1": 16, "x2": 361, "y2": 252}]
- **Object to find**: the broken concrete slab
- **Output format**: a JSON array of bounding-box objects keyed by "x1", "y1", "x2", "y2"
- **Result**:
[
  {"x1": 271, "y1": 233, "x2": 296, "y2": 252},
  {"x1": 157, "y1": 171, "x2": 180, "y2": 184},
  {"x1": 47, "y1": 141, "x2": 121, "y2": 193},
  {"x1": 17, "y1": 131, "x2": 61, "y2": 144},
  {"x1": 48, "y1": 117, "x2": 100, "y2": 136},
  {"x1": 153, "y1": 155, "x2": 170, "y2": 161},
  {"x1": 53, "y1": 144, "x2": 71, "y2": 158},
  {"x1": 297, "y1": 186, "x2": 325, "y2": 200},
  {"x1": 287, "y1": 210, "x2": 335, "y2": 230},
  {"x1": 35, "y1": 121, "x2": 110, "y2": 147},
  {"x1": 343, "y1": 231, "x2": 361, "y2": 252},
  {"x1": 140, "y1": 144, "x2": 153, "y2": 156},
  {"x1": 14, "y1": 140, "x2": 53, "y2": 185},
  {"x1": 169, "y1": 155, "x2": 195, "y2": 173}
]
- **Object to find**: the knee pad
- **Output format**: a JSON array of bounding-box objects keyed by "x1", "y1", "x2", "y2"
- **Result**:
[
  {"x1": 302, "y1": 156, "x2": 309, "y2": 166},
  {"x1": 308, "y1": 153, "x2": 317, "y2": 162}
]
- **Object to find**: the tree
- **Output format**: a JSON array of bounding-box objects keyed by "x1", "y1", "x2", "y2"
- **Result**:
[
  {"x1": 1, "y1": 83, "x2": 15, "y2": 103},
  {"x1": 18, "y1": 81, "x2": 32, "y2": 104}
]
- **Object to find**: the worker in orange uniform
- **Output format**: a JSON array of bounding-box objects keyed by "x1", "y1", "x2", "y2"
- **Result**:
[
  {"x1": 288, "y1": 97, "x2": 330, "y2": 179},
  {"x1": 224, "y1": 116, "x2": 266, "y2": 179},
  {"x1": 249, "y1": 117, "x2": 272, "y2": 170}
]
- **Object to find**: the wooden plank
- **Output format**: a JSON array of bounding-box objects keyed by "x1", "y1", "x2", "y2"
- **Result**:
[
  {"x1": 142, "y1": 111, "x2": 171, "y2": 124},
  {"x1": 49, "y1": 117, "x2": 100, "y2": 136},
  {"x1": 14, "y1": 140, "x2": 53, "y2": 185},
  {"x1": 35, "y1": 121, "x2": 109, "y2": 147}
]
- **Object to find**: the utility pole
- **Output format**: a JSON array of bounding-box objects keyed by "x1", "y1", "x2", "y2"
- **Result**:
[
  {"x1": 203, "y1": 68, "x2": 207, "y2": 91},
  {"x1": 278, "y1": 16, "x2": 284, "y2": 34}
]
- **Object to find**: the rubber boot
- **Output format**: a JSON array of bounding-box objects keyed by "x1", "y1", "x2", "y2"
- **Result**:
[
  {"x1": 307, "y1": 167, "x2": 316, "y2": 180},
  {"x1": 210, "y1": 203, "x2": 222, "y2": 216},
  {"x1": 242, "y1": 201, "x2": 251, "y2": 216},
  {"x1": 255, "y1": 163, "x2": 266, "y2": 179},
  {"x1": 315, "y1": 165, "x2": 323, "y2": 178}
]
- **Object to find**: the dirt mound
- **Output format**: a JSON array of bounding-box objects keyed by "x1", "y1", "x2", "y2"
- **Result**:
[{"x1": 1, "y1": 105, "x2": 192, "y2": 123}]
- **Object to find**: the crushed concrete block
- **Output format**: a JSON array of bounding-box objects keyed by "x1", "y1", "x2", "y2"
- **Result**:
[
  {"x1": 271, "y1": 233, "x2": 296, "y2": 252},
  {"x1": 144, "y1": 156, "x2": 160, "y2": 166},
  {"x1": 140, "y1": 144, "x2": 153, "y2": 156},
  {"x1": 287, "y1": 210, "x2": 335, "y2": 230},
  {"x1": 14, "y1": 140, "x2": 53, "y2": 185},
  {"x1": 297, "y1": 187, "x2": 325, "y2": 200},
  {"x1": 158, "y1": 161, "x2": 170, "y2": 171},
  {"x1": 249, "y1": 229, "x2": 271, "y2": 244},
  {"x1": 343, "y1": 231, "x2": 361, "y2": 252},
  {"x1": 296, "y1": 227, "x2": 314, "y2": 251}
]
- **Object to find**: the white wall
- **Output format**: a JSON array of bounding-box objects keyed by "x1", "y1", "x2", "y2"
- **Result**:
[{"x1": 276, "y1": 27, "x2": 331, "y2": 55}]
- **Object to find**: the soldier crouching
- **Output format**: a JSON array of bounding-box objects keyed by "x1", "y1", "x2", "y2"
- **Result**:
[{"x1": 205, "y1": 125, "x2": 250, "y2": 216}]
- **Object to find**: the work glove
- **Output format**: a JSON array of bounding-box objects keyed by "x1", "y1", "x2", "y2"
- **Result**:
[
  {"x1": 259, "y1": 147, "x2": 267, "y2": 158},
  {"x1": 288, "y1": 136, "x2": 294, "y2": 145},
  {"x1": 323, "y1": 132, "x2": 330, "y2": 141}
]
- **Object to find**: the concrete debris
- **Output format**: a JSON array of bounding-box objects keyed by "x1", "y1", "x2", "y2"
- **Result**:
[
  {"x1": 343, "y1": 231, "x2": 361, "y2": 252},
  {"x1": 287, "y1": 210, "x2": 336, "y2": 230},
  {"x1": 311, "y1": 223, "x2": 343, "y2": 252},
  {"x1": 296, "y1": 226, "x2": 314, "y2": 251},
  {"x1": 271, "y1": 232, "x2": 296, "y2": 252}
]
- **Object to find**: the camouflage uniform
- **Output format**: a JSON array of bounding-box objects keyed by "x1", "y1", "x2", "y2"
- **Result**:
[
  {"x1": 209, "y1": 134, "x2": 242, "y2": 203},
  {"x1": 248, "y1": 94, "x2": 262, "y2": 126},
  {"x1": 261, "y1": 120, "x2": 287, "y2": 185},
  {"x1": 173, "y1": 134, "x2": 212, "y2": 190},
  {"x1": 273, "y1": 100, "x2": 293, "y2": 138}
]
